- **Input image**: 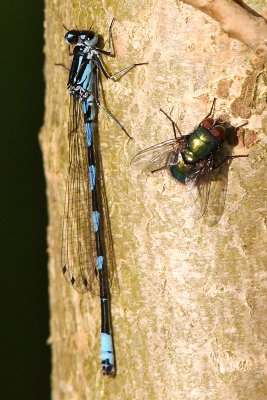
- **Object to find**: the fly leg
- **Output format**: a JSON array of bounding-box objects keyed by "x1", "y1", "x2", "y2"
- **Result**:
[
  {"x1": 214, "y1": 154, "x2": 249, "y2": 169},
  {"x1": 151, "y1": 166, "x2": 167, "y2": 174},
  {"x1": 198, "y1": 98, "x2": 217, "y2": 127},
  {"x1": 233, "y1": 121, "x2": 248, "y2": 146},
  {"x1": 202, "y1": 98, "x2": 217, "y2": 121},
  {"x1": 159, "y1": 108, "x2": 182, "y2": 138}
]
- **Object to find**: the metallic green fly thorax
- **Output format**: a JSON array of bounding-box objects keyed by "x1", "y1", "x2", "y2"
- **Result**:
[{"x1": 184, "y1": 127, "x2": 219, "y2": 164}]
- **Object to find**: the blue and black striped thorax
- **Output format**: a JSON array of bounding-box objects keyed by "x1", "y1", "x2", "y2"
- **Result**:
[{"x1": 170, "y1": 117, "x2": 228, "y2": 182}]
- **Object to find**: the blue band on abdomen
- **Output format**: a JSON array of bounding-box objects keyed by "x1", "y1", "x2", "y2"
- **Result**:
[
  {"x1": 101, "y1": 333, "x2": 114, "y2": 365},
  {"x1": 85, "y1": 123, "x2": 92, "y2": 146},
  {"x1": 97, "y1": 256, "x2": 104, "y2": 270},
  {"x1": 92, "y1": 211, "x2": 99, "y2": 232},
  {"x1": 89, "y1": 165, "x2": 96, "y2": 190}
]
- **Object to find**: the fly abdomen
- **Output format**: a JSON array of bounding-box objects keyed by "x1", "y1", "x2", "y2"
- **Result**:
[{"x1": 169, "y1": 152, "x2": 191, "y2": 183}]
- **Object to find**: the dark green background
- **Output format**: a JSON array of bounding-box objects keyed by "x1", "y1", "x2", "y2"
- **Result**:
[{"x1": 1, "y1": 2, "x2": 50, "y2": 399}]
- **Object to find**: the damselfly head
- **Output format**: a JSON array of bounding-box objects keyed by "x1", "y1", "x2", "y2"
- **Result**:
[{"x1": 65, "y1": 30, "x2": 98, "y2": 46}]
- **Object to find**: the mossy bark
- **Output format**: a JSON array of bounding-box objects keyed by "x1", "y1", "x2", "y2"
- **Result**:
[{"x1": 41, "y1": 0, "x2": 267, "y2": 399}]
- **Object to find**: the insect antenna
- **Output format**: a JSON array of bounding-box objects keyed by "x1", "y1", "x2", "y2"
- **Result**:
[{"x1": 62, "y1": 23, "x2": 70, "y2": 31}]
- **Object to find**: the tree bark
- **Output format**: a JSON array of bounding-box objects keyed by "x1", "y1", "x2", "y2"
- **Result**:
[
  {"x1": 41, "y1": 0, "x2": 267, "y2": 399},
  {"x1": 181, "y1": 0, "x2": 267, "y2": 59}
]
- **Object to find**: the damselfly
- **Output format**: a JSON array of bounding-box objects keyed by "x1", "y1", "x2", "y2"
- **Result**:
[
  {"x1": 132, "y1": 99, "x2": 248, "y2": 221},
  {"x1": 61, "y1": 18, "x2": 146, "y2": 375}
]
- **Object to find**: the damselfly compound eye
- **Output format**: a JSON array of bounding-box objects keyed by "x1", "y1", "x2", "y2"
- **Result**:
[
  {"x1": 84, "y1": 32, "x2": 98, "y2": 46},
  {"x1": 64, "y1": 30, "x2": 79, "y2": 45}
]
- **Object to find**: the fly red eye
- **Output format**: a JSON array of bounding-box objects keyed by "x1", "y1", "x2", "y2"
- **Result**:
[
  {"x1": 201, "y1": 118, "x2": 214, "y2": 129},
  {"x1": 211, "y1": 125, "x2": 226, "y2": 139}
]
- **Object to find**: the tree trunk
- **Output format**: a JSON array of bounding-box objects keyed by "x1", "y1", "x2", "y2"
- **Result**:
[{"x1": 41, "y1": 0, "x2": 267, "y2": 399}]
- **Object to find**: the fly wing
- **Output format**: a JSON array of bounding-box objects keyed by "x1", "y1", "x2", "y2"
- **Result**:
[
  {"x1": 201, "y1": 147, "x2": 232, "y2": 226},
  {"x1": 185, "y1": 155, "x2": 215, "y2": 220},
  {"x1": 203, "y1": 160, "x2": 229, "y2": 226},
  {"x1": 132, "y1": 137, "x2": 187, "y2": 173},
  {"x1": 61, "y1": 97, "x2": 98, "y2": 294},
  {"x1": 185, "y1": 150, "x2": 229, "y2": 225}
]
